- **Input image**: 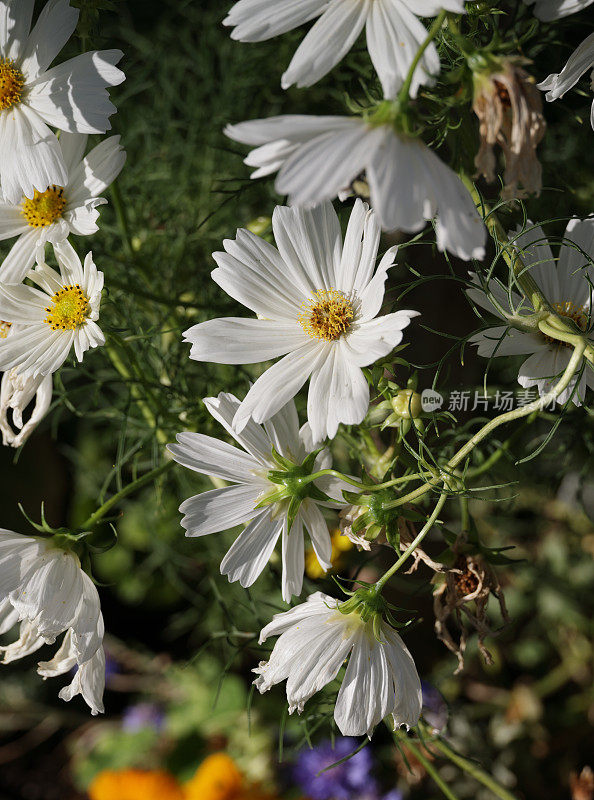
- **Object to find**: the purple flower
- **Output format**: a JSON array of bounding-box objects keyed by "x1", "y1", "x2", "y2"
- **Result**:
[
  {"x1": 292, "y1": 737, "x2": 378, "y2": 800},
  {"x1": 121, "y1": 702, "x2": 165, "y2": 733},
  {"x1": 421, "y1": 681, "x2": 448, "y2": 733}
]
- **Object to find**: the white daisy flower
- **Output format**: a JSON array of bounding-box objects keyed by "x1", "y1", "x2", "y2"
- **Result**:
[
  {"x1": 0, "y1": 528, "x2": 105, "y2": 714},
  {"x1": 0, "y1": 239, "x2": 104, "y2": 378},
  {"x1": 183, "y1": 200, "x2": 419, "y2": 442},
  {"x1": 523, "y1": 0, "x2": 594, "y2": 20},
  {"x1": 253, "y1": 591, "x2": 422, "y2": 737},
  {"x1": 0, "y1": 132, "x2": 126, "y2": 283},
  {"x1": 468, "y1": 218, "x2": 594, "y2": 405},
  {"x1": 168, "y1": 393, "x2": 347, "y2": 601},
  {"x1": 0, "y1": 367, "x2": 52, "y2": 447},
  {"x1": 0, "y1": 0, "x2": 125, "y2": 203},
  {"x1": 537, "y1": 32, "x2": 594, "y2": 130},
  {"x1": 224, "y1": 116, "x2": 486, "y2": 261},
  {"x1": 224, "y1": 0, "x2": 465, "y2": 98}
]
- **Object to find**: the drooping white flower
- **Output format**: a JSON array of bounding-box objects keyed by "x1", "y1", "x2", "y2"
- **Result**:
[
  {"x1": 225, "y1": 116, "x2": 486, "y2": 260},
  {"x1": 183, "y1": 200, "x2": 418, "y2": 442},
  {"x1": 0, "y1": 367, "x2": 52, "y2": 447},
  {"x1": 0, "y1": 239, "x2": 104, "y2": 378},
  {"x1": 0, "y1": 133, "x2": 126, "y2": 283},
  {"x1": 224, "y1": 0, "x2": 465, "y2": 98},
  {"x1": 537, "y1": 32, "x2": 594, "y2": 130},
  {"x1": 0, "y1": 0, "x2": 125, "y2": 203},
  {"x1": 168, "y1": 393, "x2": 349, "y2": 601},
  {"x1": 523, "y1": 0, "x2": 594, "y2": 20},
  {"x1": 253, "y1": 591, "x2": 422, "y2": 737},
  {"x1": 0, "y1": 529, "x2": 105, "y2": 714},
  {"x1": 468, "y1": 218, "x2": 594, "y2": 405}
]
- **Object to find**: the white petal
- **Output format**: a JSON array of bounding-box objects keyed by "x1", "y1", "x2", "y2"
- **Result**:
[
  {"x1": 233, "y1": 341, "x2": 323, "y2": 430},
  {"x1": 0, "y1": 229, "x2": 40, "y2": 283},
  {"x1": 300, "y1": 500, "x2": 332, "y2": 569},
  {"x1": 27, "y1": 50, "x2": 125, "y2": 134},
  {"x1": 223, "y1": 0, "x2": 328, "y2": 41},
  {"x1": 277, "y1": 122, "x2": 381, "y2": 206},
  {"x1": 66, "y1": 135, "x2": 126, "y2": 205},
  {"x1": 183, "y1": 317, "x2": 309, "y2": 364},
  {"x1": 337, "y1": 200, "x2": 381, "y2": 296},
  {"x1": 382, "y1": 624, "x2": 422, "y2": 729},
  {"x1": 281, "y1": 516, "x2": 305, "y2": 601},
  {"x1": 272, "y1": 202, "x2": 342, "y2": 293},
  {"x1": 179, "y1": 484, "x2": 262, "y2": 537},
  {"x1": 220, "y1": 506, "x2": 283, "y2": 587},
  {"x1": 203, "y1": 392, "x2": 274, "y2": 464},
  {"x1": 0, "y1": 105, "x2": 67, "y2": 203},
  {"x1": 281, "y1": 0, "x2": 369, "y2": 89},
  {"x1": 58, "y1": 645, "x2": 105, "y2": 715},
  {"x1": 20, "y1": 0, "x2": 79, "y2": 80},
  {"x1": 367, "y1": 0, "x2": 440, "y2": 99},
  {"x1": 167, "y1": 431, "x2": 260, "y2": 483}
]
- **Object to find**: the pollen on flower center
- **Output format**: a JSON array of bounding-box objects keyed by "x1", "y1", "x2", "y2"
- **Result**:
[
  {"x1": 0, "y1": 321, "x2": 12, "y2": 338},
  {"x1": 0, "y1": 58, "x2": 25, "y2": 111},
  {"x1": 298, "y1": 289, "x2": 354, "y2": 341},
  {"x1": 45, "y1": 285, "x2": 90, "y2": 331},
  {"x1": 22, "y1": 186, "x2": 67, "y2": 228},
  {"x1": 553, "y1": 301, "x2": 588, "y2": 330}
]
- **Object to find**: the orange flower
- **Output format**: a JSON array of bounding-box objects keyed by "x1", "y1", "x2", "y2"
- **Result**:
[
  {"x1": 88, "y1": 769, "x2": 185, "y2": 800},
  {"x1": 184, "y1": 753, "x2": 243, "y2": 800}
]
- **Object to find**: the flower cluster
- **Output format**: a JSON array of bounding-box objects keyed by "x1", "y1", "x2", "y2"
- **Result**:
[
  {"x1": 0, "y1": 0, "x2": 125, "y2": 446},
  {"x1": 0, "y1": 0, "x2": 125, "y2": 711},
  {"x1": 2, "y1": 0, "x2": 594, "y2": 780}
]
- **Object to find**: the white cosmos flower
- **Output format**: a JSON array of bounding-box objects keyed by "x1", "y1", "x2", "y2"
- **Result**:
[
  {"x1": 184, "y1": 200, "x2": 418, "y2": 442},
  {"x1": 0, "y1": 239, "x2": 104, "y2": 378},
  {"x1": 0, "y1": 0, "x2": 125, "y2": 203},
  {"x1": 0, "y1": 529, "x2": 105, "y2": 714},
  {"x1": 0, "y1": 132, "x2": 126, "y2": 283},
  {"x1": 168, "y1": 393, "x2": 347, "y2": 601},
  {"x1": 253, "y1": 591, "x2": 422, "y2": 737},
  {"x1": 468, "y1": 218, "x2": 594, "y2": 406},
  {"x1": 523, "y1": 0, "x2": 594, "y2": 19},
  {"x1": 224, "y1": 116, "x2": 486, "y2": 261},
  {"x1": 538, "y1": 32, "x2": 594, "y2": 130},
  {"x1": 0, "y1": 367, "x2": 52, "y2": 447},
  {"x1": 224, "y1": 0, "x2": 465, "y2": 98}
]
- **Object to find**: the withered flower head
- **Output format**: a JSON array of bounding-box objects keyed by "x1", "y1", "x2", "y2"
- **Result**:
[
  {"x1": 433, "y1": 552, "x2": 509, "y2": 674},
  {"x1": 571, "y1": 767, "x2": 594, "y2": 800},
  {"x1": 472, "y1": 57, "x2": 546, "y2": 200}
]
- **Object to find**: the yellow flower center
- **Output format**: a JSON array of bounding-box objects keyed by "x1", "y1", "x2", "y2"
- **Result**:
[
  {"x1": 45, "y1": 285, "x2": 90, "y2": 331},
  {"x1": 552, "y1": 301, "x2": 588, "y2": 331},
  {"x1": 298, "y1": 288, "x2": 354, "y2": 341},
  {"x1": 0, "y1": 58, "x2": 25, "y2": 111},
  {"x1": 543, "y1": 300, "x2": 589, "y2": 347},
  {"x1": 0, "y1": 321, "x2": 12, "y2": 338},
  {"x1": 22, "y1": 186, "x2": 67, "y2": 227}
]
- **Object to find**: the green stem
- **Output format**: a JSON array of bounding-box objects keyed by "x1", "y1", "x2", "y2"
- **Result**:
[
  {"x1": 397, "y1": 10, "x2": 448, "y2": 104},
  {"x1": 105, "y1": 340, "x2": 168, "y2": 445},
  {"x1": 464, "y1": 413, "x2": 537, "y2": 479},
  {"x1": 110, "y1": 181, "x2": 135, "y2": 260},
  {"x1": 398, "y1": 734, "x2": 461, "y2": 800},
  {"x1": 376, "y1": 491, "x2": 448, "y2": 590},
  {"x1": 460, "y1": 175, "x2": 545, "y2": 312},
  {"x1": 80, "y1": 460, "x2": 174, "y2": 529},
  {"x1": 382, "y1": 341, "x2": 585, "y2": 512},
  {"x1": 427, "y1": 734, "x2": 520, "y2": 800}
]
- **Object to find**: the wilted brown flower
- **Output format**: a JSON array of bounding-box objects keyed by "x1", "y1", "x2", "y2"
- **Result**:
[
  {"x1": 433, "y1": 552, "x2": 509, "y2": 674},
  {"x1": 571, "y1": 767, "x2": 594, "y2": 800},
  {"x1": 472, "y1": 58, "x2": 546, "y2": 200}
]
